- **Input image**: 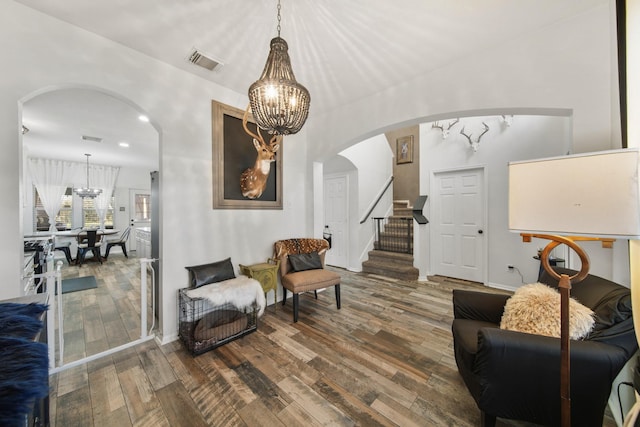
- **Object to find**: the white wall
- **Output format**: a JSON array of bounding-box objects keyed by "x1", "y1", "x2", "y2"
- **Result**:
[
  {"x1": 419, "y1": 114, "x2": 629, "y2": 289},
  {"x1": 339, "y1": 135, "x2": 394, "y2": 220},
  {"x1": 0, "y1": 1, "x2": 625, "y2": 341},
  {"x1": 305, "y1": 4, "x2": 618, "y2": 159},
  {"x1": 0, "y1": 3, "x2": 309, "y2": 343},
  {"x1": 335, "y1": 135, "x2": 394, "y2": 270},
  {"x1": 420, "y1": 115, "x2": 573, "y2": 288},
  {"x1": 305, "y1": 3, "x2": 625, "y2": 285}
]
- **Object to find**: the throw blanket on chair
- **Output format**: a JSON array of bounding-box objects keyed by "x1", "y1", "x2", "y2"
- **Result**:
[
  {"x1": 273, "y1": 238, "x2": 329, "y2": 260},
  {"x1": 186, "y1": 276, "x2": 266, "y2": 317}
]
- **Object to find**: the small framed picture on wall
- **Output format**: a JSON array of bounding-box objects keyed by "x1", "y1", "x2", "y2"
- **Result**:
[{"x1": 396, "y1": 135, "x2": 413, "y2": 164}]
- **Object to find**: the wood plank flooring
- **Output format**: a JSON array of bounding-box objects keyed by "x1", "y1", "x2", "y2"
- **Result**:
[
  {"x1": 56, "y1": 251, "x2": 147, "y2": 364},
  {"x1": 50, "y1": 259, "x2": 617, "y2": 426}
]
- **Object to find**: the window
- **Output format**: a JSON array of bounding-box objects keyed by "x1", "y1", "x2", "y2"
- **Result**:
[
  {"x1": 82, "y1": 196, "x2": 114, "y2": 229},
  {"x1": 34, "y1": 187, "x2": 73, "y2": 231},
  {"x1": 134, "y1": 193, "x2": 151, "y2": 221},
  {"x1": 33, "y1": 187, "x2": 115, "y2": 230}
]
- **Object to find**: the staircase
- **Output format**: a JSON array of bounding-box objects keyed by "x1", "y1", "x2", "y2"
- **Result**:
[{"x1": 362, "y1": 201, "x2": 419, "y2": 280}]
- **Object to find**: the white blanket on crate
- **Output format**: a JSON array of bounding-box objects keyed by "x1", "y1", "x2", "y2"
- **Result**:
[{"x1": 185, "y1": 276, "x2": 266, "y2": 317}]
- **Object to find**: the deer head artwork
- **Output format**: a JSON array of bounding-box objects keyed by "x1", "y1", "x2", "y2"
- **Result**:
[
  {"x1": 240, "y1": 106, "x2": 281, "y2": 199},
  {"x1": 460, "y1": 122, "x2": 490, "y2": 152},
  {"x1": 431, "y1": 118, "x2": 459, "y2": 139}
]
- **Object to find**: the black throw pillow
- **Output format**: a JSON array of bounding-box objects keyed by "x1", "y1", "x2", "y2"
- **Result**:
[
  {"x1": 185, "y1": 257, "x2": 235, "y2": 288},
  {"x1": 289, "y1": 252, "x2": 322, "y2": 272}
]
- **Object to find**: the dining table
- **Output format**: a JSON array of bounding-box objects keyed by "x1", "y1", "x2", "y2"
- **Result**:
[
  {"x1": 24, "y1": 229, "x2": 120, "y2": 264},
  {"x1": 24, "y1": 228, "x2": 120, "y2": 239}
]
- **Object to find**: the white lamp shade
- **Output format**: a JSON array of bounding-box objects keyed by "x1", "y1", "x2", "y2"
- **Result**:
[{"x1": 509, "y1": 148, "x2": 640, "y2": 239}]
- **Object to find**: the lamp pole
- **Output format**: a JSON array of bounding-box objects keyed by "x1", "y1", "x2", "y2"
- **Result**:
[{"x1": 524, "y1": 234, "x2": 590, "y2": 427}]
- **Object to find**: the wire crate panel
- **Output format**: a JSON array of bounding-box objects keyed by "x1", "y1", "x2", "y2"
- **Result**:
[{"x1": 179, "y1": 288, "x2": 258, "y2": 355}]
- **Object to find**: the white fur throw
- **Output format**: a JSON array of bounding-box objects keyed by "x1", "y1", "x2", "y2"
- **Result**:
[
  {"x1": 186, "y1": 275, "x2": 266, "y2": 317},
  {"x1": 500, "y1": 283, "x2": 594, "y2": 340}
]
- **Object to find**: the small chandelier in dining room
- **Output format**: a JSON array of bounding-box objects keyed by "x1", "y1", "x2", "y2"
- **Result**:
[
  {"x1": 74, "y1": 153, "x2": 102, "y2": 198},
  {"x1": 248, "y1": 0, "x2": 310, "y2": 135}
]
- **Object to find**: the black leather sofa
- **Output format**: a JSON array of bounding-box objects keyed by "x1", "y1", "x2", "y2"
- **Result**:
[{"x1": 452, "y1": 267, "x2": 637, "y2": 426}]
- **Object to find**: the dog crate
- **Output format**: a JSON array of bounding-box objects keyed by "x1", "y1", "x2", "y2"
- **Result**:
[{"x1": 178, "y1": 288, "x2": 258, "y2": 355}]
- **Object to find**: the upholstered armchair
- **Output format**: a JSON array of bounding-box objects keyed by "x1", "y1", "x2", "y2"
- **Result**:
[
  {"x1": 451, "y1": 267, "x2": 637, "y2": 426},
  {"x1": 273, "y1": 238, "x2": 341, "y2": 322}
]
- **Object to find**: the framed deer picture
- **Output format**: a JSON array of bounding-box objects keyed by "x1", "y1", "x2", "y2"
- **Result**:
[
  {"x1": 396, "y1": 135, "x2": 413, "y2": 164},
  {"x1": 212, "y1": 100, "x2": 283, "y2": 209}
]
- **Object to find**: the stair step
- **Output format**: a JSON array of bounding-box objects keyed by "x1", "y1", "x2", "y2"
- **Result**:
[
  {"x1": 362, "y1": 260, "x2": 418, "y2": 281},
  {"x1": 384, "y1": 222, "x2": 413, "y2": 230},
  {"x1": 393, "y1": 208, "x2": 413, "y2": 216},
  {"x1": 379, "y1": 228, "x2": 413, "y2": 236},
  {"x1": 393, "y1": 200, "x2": 411, "y2": 209},
  {"x1": 363, "y1": 250, "x2": 418, "y2": 280},
  {"x1": 375, "y1": 243, "x2": 412, "y2": 251},
  {"x1": 381, "y1": 231, "x2": 413, "y2": 239},
  {"x1": 375, "y1": 246, "x2": 412, "y2": 253},
  {"x1": 382, "y1": 221, "x2": 412, "y2": 230},
  {"x1": 385, "y1": 216, "x2": 413, "y2": 221},
  {"x1": 374, "y1": 245, "x2": 412, "y2": 253},
  {"x1": 367, "y1": 250, "x2": 414, "y2": 264}
]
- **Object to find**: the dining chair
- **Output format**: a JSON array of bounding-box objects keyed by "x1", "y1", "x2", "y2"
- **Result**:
[
  {"x1": 76, "y1": 229, "x2": 103, "y2": 266},
  {"x1": 53, "y1": 235, "x2": 73, "y2": 264},
  {"x1": 104, "y1": 226, "x2": 131, "y2": 259}
]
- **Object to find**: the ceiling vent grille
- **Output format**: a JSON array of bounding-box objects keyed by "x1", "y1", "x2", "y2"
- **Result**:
[
  {"x1": 187, "y1": 48, "x2": 222, "y2": 71},
  {"x1": 82, "y1": 135, "x2": 103, "y2": 143}
]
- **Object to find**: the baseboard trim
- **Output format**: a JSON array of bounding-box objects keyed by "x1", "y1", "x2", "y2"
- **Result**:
[{"x1": 485, "y1": 281, "x2": 517, "y2": 292}]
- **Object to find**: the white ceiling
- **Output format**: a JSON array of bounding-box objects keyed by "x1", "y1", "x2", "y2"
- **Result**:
[
  {"x1": 22, "y1": 89, "x2": 159, "y2": 169},
  {"x1": 16, "y1": 0, "x2": 608, "y2": 166}
]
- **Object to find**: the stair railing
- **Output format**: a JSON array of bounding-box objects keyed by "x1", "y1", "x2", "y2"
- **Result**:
[
  {"x1": 373, "y1": 217, "x2": 413, "y2": 254},
  {"x1": 360, "y1": 176, "x2": 394, "y2": 224}
]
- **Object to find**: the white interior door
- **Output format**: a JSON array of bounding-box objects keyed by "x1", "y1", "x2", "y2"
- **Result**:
[
  {"x1": 129, "y1": 188, "x2": 151, "y2": 252},
  {"x1": 431, "y1": 168, "x2": 485, "y2": 282},
  {"x1": 324, "y1": 174, "x2": 348, "y2": 268}
]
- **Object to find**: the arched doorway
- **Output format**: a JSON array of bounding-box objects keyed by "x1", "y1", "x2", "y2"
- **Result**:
[{"x1": 20, "y1": 86, "x2": 160, "y2": 370}]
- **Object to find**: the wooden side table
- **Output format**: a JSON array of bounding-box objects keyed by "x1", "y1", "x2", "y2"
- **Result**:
[{"x1": 239, "y1": 259, "x2": 280, "y2": 312}]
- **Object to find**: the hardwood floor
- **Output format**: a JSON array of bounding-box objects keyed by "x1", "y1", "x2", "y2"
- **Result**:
[
  {"x1": 50, "y1": 261, "x2": 617, "y2": 426},
  {"x1": 56, "y1": 251, "x2": 146, "y2": 364}
]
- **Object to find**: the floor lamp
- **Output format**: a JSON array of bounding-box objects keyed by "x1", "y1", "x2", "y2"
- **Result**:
[{"x1": 508, "y1": 148, "x2": 640, "y2": 427}]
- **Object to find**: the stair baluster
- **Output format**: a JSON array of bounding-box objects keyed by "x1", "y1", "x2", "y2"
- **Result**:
[
  {"x1": 373, "y1": 217, "x2": 412, "y2": 254},
  {"x1": 364, "y1": 201, "x2": 419, "y2": 280}
]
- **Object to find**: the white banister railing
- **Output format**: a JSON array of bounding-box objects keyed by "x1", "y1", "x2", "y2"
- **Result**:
[
  {"x1": 47, "y1": 258, "x2": 158, "y2": 374},
  {"x1": 22, "y1": 260, "x2": 64, "y2": 370}
]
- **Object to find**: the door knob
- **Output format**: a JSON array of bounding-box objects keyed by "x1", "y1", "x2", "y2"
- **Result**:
[{"x1": 478, "y1": 229, "x2": 484, "y2": 234}]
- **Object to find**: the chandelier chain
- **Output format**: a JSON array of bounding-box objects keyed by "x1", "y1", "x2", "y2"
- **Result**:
[
  {"x1": 248, "y1": 0, "x2": 309, "y2": 135},
  {"x1": 276, "y1": 0, "x2": 281, "y2": 37}
]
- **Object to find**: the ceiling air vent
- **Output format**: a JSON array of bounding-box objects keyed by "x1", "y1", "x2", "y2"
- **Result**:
[
  {"x1": 82, "y1": 135, "x2": 103, "y2": 143},
  {"x1": 187, "y1": 48, "x2": 222, "y2": 71}
]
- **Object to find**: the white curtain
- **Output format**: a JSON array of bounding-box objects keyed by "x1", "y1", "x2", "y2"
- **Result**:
[
  {"x1": 27, "y1": 158, "x2": 79, "y2": 232},
  {"x1": 88, "y1": 164, "x2": 120, "y2": 229}
]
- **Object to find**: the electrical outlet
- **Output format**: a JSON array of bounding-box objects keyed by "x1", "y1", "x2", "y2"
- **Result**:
[{"x1": 507, "y1": 264, "x2": 514, "y2": 271}]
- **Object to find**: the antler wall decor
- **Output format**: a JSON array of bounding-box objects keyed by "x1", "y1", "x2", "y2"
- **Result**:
[
  {"x1": 431, "y1": 118, "x2": 460, "y2": 139},
  {"x1": 460, "y1": 122, "x2": 490, "y2": 152}
]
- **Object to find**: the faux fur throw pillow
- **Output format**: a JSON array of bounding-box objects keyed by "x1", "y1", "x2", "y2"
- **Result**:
[{"x1": 500, "y1": 283, "x2": 595, "y2": 340}]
